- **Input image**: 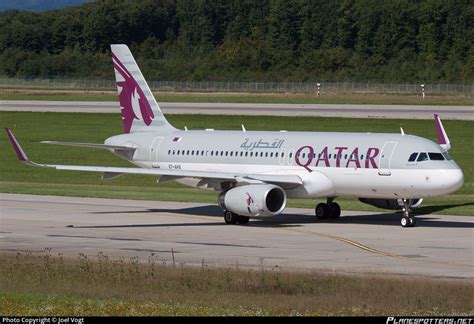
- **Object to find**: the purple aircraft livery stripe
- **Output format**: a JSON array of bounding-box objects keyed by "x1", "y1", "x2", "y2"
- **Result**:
[
  {"x1": 434, "y1": 114, "x2": 447, "y2": 145},
  {"x1": 5, "y1": 128, "x2": 27, "y2": 161}
]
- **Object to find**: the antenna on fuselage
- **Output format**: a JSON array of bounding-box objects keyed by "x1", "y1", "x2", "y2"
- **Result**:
[
  {"x1": 400, "y1": 127, "x2": 405, "y2": 135},
  {"x1": 241, "y1": 124, "x2": 246, "y2": 132},
  {"x1": 184, "y1": 126, "x2": 188, "y2": 131}
]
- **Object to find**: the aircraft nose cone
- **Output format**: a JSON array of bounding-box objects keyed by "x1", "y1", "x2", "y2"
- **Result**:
[{"x1": 444, "y1": 168, "x2": 464, "y2": 193}]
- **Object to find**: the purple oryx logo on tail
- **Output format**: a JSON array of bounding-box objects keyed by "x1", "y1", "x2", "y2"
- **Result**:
[{"x1": 112, "y1": 52, "x2": 154, "y2": 133}]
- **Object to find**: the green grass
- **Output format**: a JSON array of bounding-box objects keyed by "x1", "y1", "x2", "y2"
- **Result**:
[
  {"x1": 1, "y1": 111, "x2": 473, "y2": 216},
  {"x1": 0, "y1": 252, "x2": 472, "y2": 316},
  {"x1": 1, "y1": 90, "x2": 473, "y2": 105}
]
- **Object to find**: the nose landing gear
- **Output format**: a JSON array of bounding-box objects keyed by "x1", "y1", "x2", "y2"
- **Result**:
[{"x1": 399, "y1": 199, "x2": 416, "y2": 228}]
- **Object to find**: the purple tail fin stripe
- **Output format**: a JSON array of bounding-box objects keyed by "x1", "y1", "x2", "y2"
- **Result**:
[
  {"x1": 5, "y1": 128, "x2": 27, "y2": 161},
  {"x1": 111, "y1": 51, "x2": 154, "y2": 133}
]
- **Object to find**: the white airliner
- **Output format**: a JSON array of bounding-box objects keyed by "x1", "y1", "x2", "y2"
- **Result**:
[{"x1": 5, "y1": 44, "x2": 464, "y2": 228}]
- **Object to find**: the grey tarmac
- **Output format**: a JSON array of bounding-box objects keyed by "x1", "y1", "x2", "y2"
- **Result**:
[
  {"x1": 1, "y1": 100, "x2": 473, "y2": 120},
  {"x1": 1, "y1": 193, "x2": 472, "y2": 279}
]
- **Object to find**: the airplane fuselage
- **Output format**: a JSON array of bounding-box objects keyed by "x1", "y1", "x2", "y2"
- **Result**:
[{"x1": 105, "y1": 129, "x2": 464, "y2": 200}]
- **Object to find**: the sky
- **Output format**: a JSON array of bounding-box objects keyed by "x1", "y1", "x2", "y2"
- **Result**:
[{"x1": 0, "y1": 0, "x2": 90, "y2": 12}]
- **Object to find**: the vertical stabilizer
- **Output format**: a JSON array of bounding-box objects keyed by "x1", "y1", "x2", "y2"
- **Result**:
[{"x1": 111, "y1": 44, "x2": 176, "y2": 134}]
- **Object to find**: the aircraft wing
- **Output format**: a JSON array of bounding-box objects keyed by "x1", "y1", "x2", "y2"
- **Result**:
[
  {"x1": 41, "y1": 141, "x2": 135, "y2": 151},
  {"x1": 5, "y1": 128, "x2": 302, "y2": 186}
]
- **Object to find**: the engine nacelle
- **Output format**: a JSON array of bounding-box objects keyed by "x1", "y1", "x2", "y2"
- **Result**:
[
  {"x1": 218, "y1": 184, "x2": 287, "y2": 217},
  {"x1": 359, "y1": 198, "x2": 423, "y2": 210}
]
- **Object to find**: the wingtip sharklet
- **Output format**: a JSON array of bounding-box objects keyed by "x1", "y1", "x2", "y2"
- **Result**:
[
  {"x1": 4, "y1": 128, "x2": 28, "y2": 162},
  {"x1": 433, "y1": 114, "x2": 451, "y2": 150}
]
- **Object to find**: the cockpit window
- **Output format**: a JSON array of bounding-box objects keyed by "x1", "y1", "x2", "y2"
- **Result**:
[
  {"x1": 408, "y1": 153, "x2": 418, "y2": 162},
  {"x1": 417, "y1": 152, "x2": 428, "y2": 162},
  {"x1": 442, "y1": 151, "x2": 452, "y2": 160},
  {"x1": 428, "y1": 152, "x2": 445, "y2": 160}
]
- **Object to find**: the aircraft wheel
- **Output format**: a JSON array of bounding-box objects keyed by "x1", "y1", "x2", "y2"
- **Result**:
[
  {"x1": 315, "y1": 203, "x2": 329, "y2": 220},
  {"x1": 401, "y1": 216, "x2": 410, "y2": 228},
  {"x1": 238, "y1": 216, "x2": 250, "y2": 225},
  {"x1": 224, "y1": 211, "x2": 239, "y2": 224},
  {"x1": 409, "y1": 217, "x2": 416, "y2": 227},
  {"x1": 329, "y1": 203, "x2": 341, "y2": 219}
]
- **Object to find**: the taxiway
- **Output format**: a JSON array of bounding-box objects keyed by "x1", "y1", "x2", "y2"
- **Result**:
[
  {"x1": 1, "y1": 193, "x2": 472, "y2": 279},
  {"x1": 1, "y1": 100, "x2": 473, "y2": 120}
]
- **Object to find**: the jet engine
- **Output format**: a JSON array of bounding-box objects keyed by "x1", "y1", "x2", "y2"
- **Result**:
[
  {"x1": 218, "y1": 184, "x2": 287, "y2": 217},
  {"x1": 359, "y1": 198, "x2": 423, "y2": 210}
]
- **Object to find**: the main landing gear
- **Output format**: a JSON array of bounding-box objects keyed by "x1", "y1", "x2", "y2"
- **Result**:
[
  {"x1": 315, "y1": 199, "x2": 341, "y2": 220},
  {"x1": 400, "y1": 199, "x2": 416, "y2": 228},
  {"x1": 223, "y1": 210, "x2": 250, "y2": 225}
]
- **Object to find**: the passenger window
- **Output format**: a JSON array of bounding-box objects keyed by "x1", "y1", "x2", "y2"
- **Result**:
[
  {"x1": 417, "y1": 152, "x2": 428, "y2": 162},
  {"x1": 245, "y1": 152, "x2": 248, "y2": 157},
  {"x1": 428, "y1": 152, "x2": 445, "y2": 160},
  {"x1": 270, "y1": 152, "x2": 273, "y2": 157},
  {"x1": 408, "y1": 153, "x2": 418, "y2": 162}
]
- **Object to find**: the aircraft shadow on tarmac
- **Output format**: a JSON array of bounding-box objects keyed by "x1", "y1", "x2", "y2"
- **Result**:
[{"x1": 86, "y1": 203, "x2": 474, "y2": 229}]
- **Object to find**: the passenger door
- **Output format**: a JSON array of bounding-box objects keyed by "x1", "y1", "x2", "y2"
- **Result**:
[
  {"x1": 378, "y1": 142, "x2": 397, "y2": 176},
  {"x1": 150, "y1": 137, "x2": 163, "y2": 168}
]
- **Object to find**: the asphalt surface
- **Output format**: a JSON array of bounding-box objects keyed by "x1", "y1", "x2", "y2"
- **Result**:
[
  {"x1": 1, "y1": 193, "x2": 472, "y2": 279},
  {"x1": 1, "y1": 100, "x2": 473, "y2": 120}
]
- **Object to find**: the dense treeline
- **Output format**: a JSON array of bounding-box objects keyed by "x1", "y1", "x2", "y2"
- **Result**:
[{"x1": 0, "y1": 0, "x2": 472, "y2": 82}]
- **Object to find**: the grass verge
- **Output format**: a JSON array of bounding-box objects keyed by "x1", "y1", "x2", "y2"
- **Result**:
[
  {"x1": 1, "y1": 112, "x2": 473, "y2": 216},
  {"x1": 0, "y1": 252, "x2": 472, "y2": 316}
]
